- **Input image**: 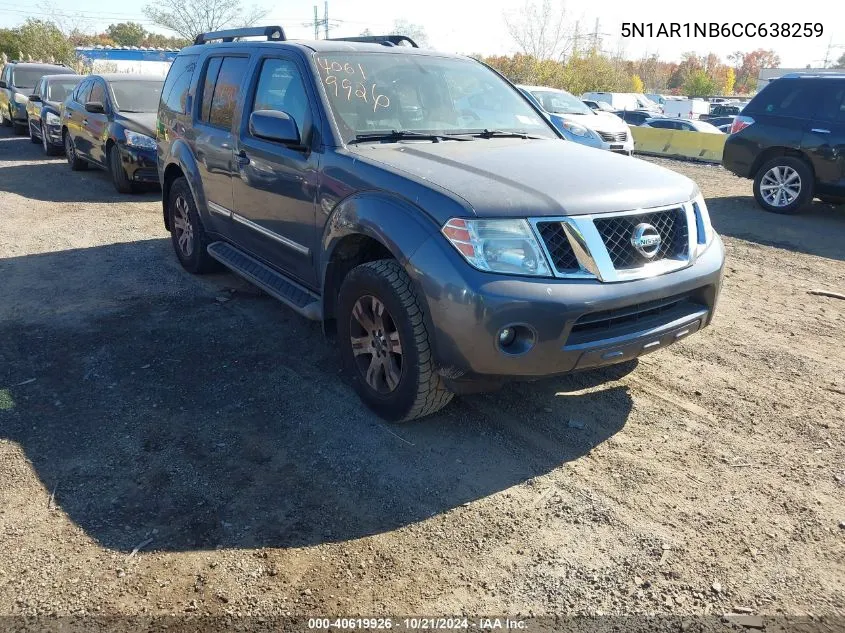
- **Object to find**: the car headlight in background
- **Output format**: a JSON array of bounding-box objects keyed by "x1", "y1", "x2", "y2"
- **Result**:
[
  {"x1": 123, "y1": 130, "x2": 156, "y2": 150},
  {"x1": 13, "y1": 92, "x2": 28, "y2": 104},
  {"x1": 692, "y1": 192, "x2": 714, "y2": 254},
  {"x1": 442, "y1": 218, "x2": 552, "y2": 277},
  {"x1": 45, "y1": 111, "x2": 60, "y2": 126},
  {"x1": 560, "y1": 120, "x2": 592, "y2": 138}
]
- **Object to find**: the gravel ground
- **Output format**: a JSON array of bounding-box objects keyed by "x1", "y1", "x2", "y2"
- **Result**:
[{"x1": 1, "y1": 128, "x2": 844, "y2": 630}]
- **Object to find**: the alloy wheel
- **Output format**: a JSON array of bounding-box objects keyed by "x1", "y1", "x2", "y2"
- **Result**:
[
  {"x1": 65, "y1": 134, "x2": 74, "y2": 161},
  {"x1": 349, "y1": 295, "x2": 403, "y2": 394},
  {"x1": 759, "y1": 165, "x2": 801, "y2": 208},
  {"x1": 172, "y1": 195, "x2": 194, "y2": 257}
]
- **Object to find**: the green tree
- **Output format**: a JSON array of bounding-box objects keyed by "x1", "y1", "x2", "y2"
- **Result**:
[
  {"x1": 106, "y1": 22, "x2": 147, "y2": 47},
  {"x1": 684, "y1": 69, "x2": 717, "y2": 97},
  {"x1": 0, "y1": 28, "x2": 23, "y2": 61},
  {"x1": 16, "y1": 19, "x2": 75, "y2": 65},
  {"x1": 143, "y1": 0, "x2": 268, "y2": 42}
]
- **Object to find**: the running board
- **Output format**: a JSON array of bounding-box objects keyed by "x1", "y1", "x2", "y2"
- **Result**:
[{"x1": 207, "y1": 241, "x2": 322, "y2": 321}]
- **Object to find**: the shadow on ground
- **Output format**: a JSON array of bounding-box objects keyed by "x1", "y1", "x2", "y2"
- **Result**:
[
  {"x1": 0, "y1": 241, "x2": 635, "y2": 552},
  {"x1": 707, "y1": 195, "x2": 845, "y2": 262}
]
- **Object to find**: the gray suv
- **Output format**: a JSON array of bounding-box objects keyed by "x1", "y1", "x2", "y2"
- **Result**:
[{"x1": 156, "y1": 27, "x2": 725, "y2": 422}]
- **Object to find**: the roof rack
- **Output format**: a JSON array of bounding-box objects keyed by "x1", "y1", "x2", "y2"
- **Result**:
[
  {"x1": 328, "y1": 35, "x2": 418, "y2": 48},
  {"x1": 778, "y1": 72, "x2": 845, "y2": 79},
  {"x1": 194, "y1": 26, "x2": 286, "y2": 45}
]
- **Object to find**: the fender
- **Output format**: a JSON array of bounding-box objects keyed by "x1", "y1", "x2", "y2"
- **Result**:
[
  {"x1": 320, "y1": 190, "x2": 440, "y2": 282},
  {"x1": 160, "y1": 138, "x2": 206, "y2": 231}
]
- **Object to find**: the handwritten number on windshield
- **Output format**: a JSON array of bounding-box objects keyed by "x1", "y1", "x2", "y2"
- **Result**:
[{"x1": 317, "y1": 57, "x2": 388, "y2": 112}]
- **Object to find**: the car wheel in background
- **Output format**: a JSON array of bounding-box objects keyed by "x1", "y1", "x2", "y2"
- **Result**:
[
  {"x1": 64, "y1": 132, "x2": 87, "y2": 171},
  {"x1": 336, "y1": 259, "x2": 454, "y2": 422},
  {"x1": 752, "y1": 156, "x2": 813, "y2": 214},
  {"x1": 29, "y1": 120, "x2": 39, "y2": 144},
  {"x1": 42, "y1": 122, "x2": 60, "y2": 156},
  {"x1": 168, "y1": 177, "x2": 218, "y2": 274},
  {"x1": 109, "y1": 145, "x2": 135, "y2": 194},
  {"x1": 12, "y1": 120, "x2": 26, "y2": 135},
  {"x1": 2, "y1": 107, "x2": 11, "y2": 127}
]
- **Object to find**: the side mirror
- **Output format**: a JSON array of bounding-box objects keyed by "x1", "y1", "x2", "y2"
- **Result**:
[
  {"x1": 0, "y1": 80, "x2": 6, "y2": 89},
  {"x1": 249, "y1": 110, "x2": 303, "y2": 148},
  {"x1": 85, "y1": 101, "x2": 105, "y2": 114},
  {"x1": 28, "y1": 94, "x2": 42, "y2": 102}
]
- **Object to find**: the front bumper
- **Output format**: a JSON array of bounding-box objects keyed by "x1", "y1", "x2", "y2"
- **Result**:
[
  {"x1": 119, "y1": 144, "x2": 160, "y2": 184},
  {"x1": 407, "y1": 233, "x2": 725, "y2": 379},
  {"x1": 569, "y1": 132, "x2": 634, "y2": 155}
]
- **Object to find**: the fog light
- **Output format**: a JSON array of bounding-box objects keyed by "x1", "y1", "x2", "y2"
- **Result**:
[{"x1": 498, "y1": 327, "x2": 516, "y2": 347}]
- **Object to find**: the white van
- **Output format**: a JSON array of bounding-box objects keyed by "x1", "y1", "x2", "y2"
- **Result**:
[
  {"x1": 663, "y1": 99, "x2": 711, "y2": 119},
  {"x1": 581, "y1": 92, "x2": 661, "y2": 112}
]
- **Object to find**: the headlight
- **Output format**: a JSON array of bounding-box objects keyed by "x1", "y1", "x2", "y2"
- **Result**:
[
  {"x1": 692, "y1": 192, "x2": 714, "y2": 252},
  {"x1": 561, "y1": 120, "x2": 591, "y2": 138},
  {"x1": 14, "y1": 92, "x2": 28, "y2": 104},
  {"x1": 124, "y1": 130, "x2": 156, "y2": 149},
  {"x1": 442, "y1": 218, "x2": 552, "y2": 277},
  {"x1": 45, "y1": 111, "x2": 60, "y2": 125}
]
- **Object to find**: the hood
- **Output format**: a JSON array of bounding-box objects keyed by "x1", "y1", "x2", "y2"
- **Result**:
[
  {"x1": 115, "y1": 111, "x2": 156, "y2": 137},
  {"x1": 552, "y1": 111, "x2": 629, "y2": 134},
  {"x1": 352, "y1": 139, "x2": 696, "y2": 218}
]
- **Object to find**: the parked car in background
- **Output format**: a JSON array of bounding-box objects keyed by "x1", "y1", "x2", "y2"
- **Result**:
[
  {"x1": 663, "y1": 99, "x2": 711, "y2": 120},
  {"x1": 157, "y1": 27, "x2": 724, "y2": 422},
  {"x1": 582, "y1": 91, "x2": 642, "y2": 111},
  {"x1": 0, "y1": 61, "x2": 76, "y2": 134},
  {"x1": 702, "y1": 116, "x2": 735, "y2": 130},
  {"x1": 701, "y1": 104, "x2": 743, "y2": 120},
  {"x1": 615, "y1": 109, "x2": 665, "y2": 126},
  {"x1": 645, "y1": 118, "x2": 725, "y2": 134},
  {"x1": 582, "y1": 99, "x2": 614, "y2": 112},
  {"x1": 61, "y1": 73, "x2": 164, "y2": 193},
  {"x1": 722, "y1": 73, "x2": 845, "y2": 213},
  {"x1": 26, "y1": 73, "x2": 83, "y2": 155},
  {"x1": 518, "y1": 85, "x2": 633, "y2": 154}
]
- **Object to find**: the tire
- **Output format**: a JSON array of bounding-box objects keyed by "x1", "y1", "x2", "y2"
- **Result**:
[
  {"x1": 817, "y1": 195, "x2": 845, "y2": 206},
  {"x1": 42, "y1": 122, "x2": 60, "y2": 156},
  {"x1": 109, "y1": 145, "x2": 135, "y2": 194},
  {"x1": 2, "y1": 107, "x2": 11, "y2": 127},
  {"x1": 64, "y1": 132, "x2": 87, "y2": 171},
  {"x1": 337, "y1": 259, "x2": 454, "y2": 422},
  {"x1": 167, "y1": 177, "x2": 218, "y2": 274},
  {"x1": 29, "y1": 120, "x2": 39, "y2": 144},
  {"x1": 12, "y1": 120, "x2": 26, "y2": 135},
  {"x1": 753, "y1": 156, "x2": 813, "y2": 214}
]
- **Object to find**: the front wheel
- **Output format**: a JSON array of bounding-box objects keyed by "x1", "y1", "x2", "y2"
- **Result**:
[
  {"x1": 337, "y1": 259, "x2": 454, "y2": 422},
  {"x1": 753, "y1": 156, "x2": 813, "y2": 214},
  {"x1": 1, "y1": 107, "x2": 11, "y2": 127},
  {"x1": 109, "y1": 145, "x2": 135, "y2": 193},
  {"x1": 42, "y1": 122, "x2": 60, "y2": 156},
  {"x1": 64, "y1": 132, "x2": 87, "y2": 171},
  {"x1": 29, "y1": 120, "x2": 39, "y2": 144}
]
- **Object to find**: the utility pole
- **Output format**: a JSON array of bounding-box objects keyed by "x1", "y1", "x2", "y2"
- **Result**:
[
  {"x1": 313, "y1": 5, "x2": 319, "y2": 40},
  {"x1": 592, "y1": 18, "x2": 600, "y2": 50},
  {"x1": 324, "y1": 1, "x2": 329, "y2": 39}
]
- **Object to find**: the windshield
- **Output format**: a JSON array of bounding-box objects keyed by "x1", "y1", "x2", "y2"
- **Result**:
[
  {"x1": 314, "y1": 53, "x2": 556, "y2": 142},
  {"x1": 12, "y1": 68, "x2": 53, "y2": 90},
  {"x1": 47, "y1": 79, "x2": 81, "y2": 102},
  {"x1": 108, "y1": 80, "x2": 164, "y2": 112},
  {"x1": 530, "y1": 89, "x2": 592, "y2": 115}
]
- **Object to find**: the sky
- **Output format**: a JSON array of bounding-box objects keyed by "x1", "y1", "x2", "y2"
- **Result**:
[{"x1": 1, "y1": 0, "x2": 843, "y2": 68}]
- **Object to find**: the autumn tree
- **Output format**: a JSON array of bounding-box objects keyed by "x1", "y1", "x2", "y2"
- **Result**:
[
  {"x1": 723, "y1": 67, "x2": 736, "y2": 95},
  {"x1": 143, "y1": 0, "x2": 268, "y2": 42},
  {"x1": 631, "y1": 74, "x2": 644, "y2": 93},
  {"x1": 729, "y1": 49, "x2": 780, "y2": 93}
]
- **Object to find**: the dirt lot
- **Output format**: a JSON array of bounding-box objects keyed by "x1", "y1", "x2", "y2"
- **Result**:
[{"x1": 1, "y1": 126, "x2": 843, "y2": 628}]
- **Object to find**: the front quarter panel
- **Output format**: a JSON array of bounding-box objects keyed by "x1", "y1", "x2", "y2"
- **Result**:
[{"x1": 160, "y1": 139, "x2": 210, "y2": 230}]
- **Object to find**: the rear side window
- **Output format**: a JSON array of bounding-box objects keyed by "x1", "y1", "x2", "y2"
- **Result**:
[
  {"x1": 160, "y1": 54, "x2": 197, "y2": 115},
  {"x1": 815, "y1": 81, "x2": 845, "y2": 122},
  {"x1": 747, "y1": 80, "x2": 819, "y2": 117},
  {"x1": 198, "y1": 56, "x2": 249, "y2": 129}
]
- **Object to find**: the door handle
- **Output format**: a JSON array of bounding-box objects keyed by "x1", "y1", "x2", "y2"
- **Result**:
[
  {"x1": 236, "y1": 150, "x2": 250, "y2": 166},
  {"x1": 811, "y1": 128, "x2": 831, "y2": 134}
]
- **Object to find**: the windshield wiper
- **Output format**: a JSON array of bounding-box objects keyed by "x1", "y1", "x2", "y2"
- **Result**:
[
  {"x1": 348, "y1": 130, "x2": 471, "y2": 145},
  {"x1": 472, "y1": 129, "x2": 541, "y2": 139}
]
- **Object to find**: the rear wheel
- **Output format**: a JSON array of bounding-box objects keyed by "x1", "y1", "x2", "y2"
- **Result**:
[
  {"x1": 168, "y1": 177, "x2": 218, "y2": 274},
  {"x1": 337, "y1": 259, "x2": 454, "y2": 422},
  {"x1": 64, "y1": 132, "x2": 87, "y2": 171},
  {"x1": 753, "y1": 156, "x2": 813, "y2": 214},
  {"x1": 109, "y1": 145, "x2": 135, "y2": 193}
]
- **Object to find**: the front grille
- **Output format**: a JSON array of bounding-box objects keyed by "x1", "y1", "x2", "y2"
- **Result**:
[
  {"x1": 566, "y1": 293, "x2": 704, "y2": 346},
  {"x1": 536, "y1": 222, "x2": 578, "y2": 272},
  {"x1": 594, "y1": 208, "x2": 688, "y2": 270},
  {"x1": 597, "y1": 130, "x2": 628, "y2": 143}
]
